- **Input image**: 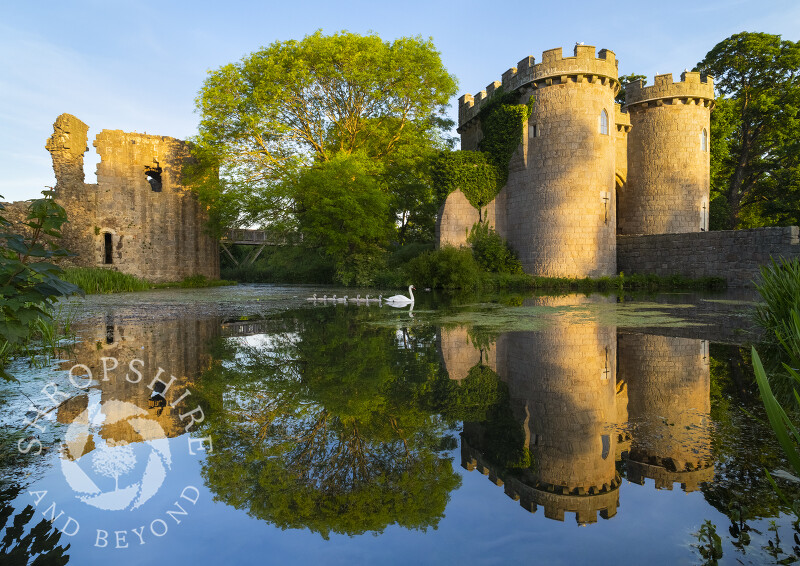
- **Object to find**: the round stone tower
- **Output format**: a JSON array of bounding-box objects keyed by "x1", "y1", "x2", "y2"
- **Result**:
[
  {"x1": 619, "y1": 72, "x2": 715, "y2": 235},
  {"x1": 619, "y1": 333, "x2": 714, "y2": 491},
  {"x1": 508, "y1": 45, "x2": 619, "y2": 277}
]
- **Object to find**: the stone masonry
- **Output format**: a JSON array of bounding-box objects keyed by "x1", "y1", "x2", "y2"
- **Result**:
[
  {"x1": 42, "y1": 113, "x2": 220, "y2": 283},
  {"x1": 618, "y1": 226, "x2": 800, "y2": 286},
  {"x1": 438, "y1": 44, "x2": 717, "y2": 279},
  {"x1": 441, "y1": 309, "x2": 716, "y2": 522}
]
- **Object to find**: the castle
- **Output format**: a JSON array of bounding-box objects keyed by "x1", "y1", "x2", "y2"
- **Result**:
[
  {"x1": 42, "y1": 113, "x2": 219, "y2": 283},
  {"x1": 436, "y1": 44, "x2": 715, "y2": 278}
]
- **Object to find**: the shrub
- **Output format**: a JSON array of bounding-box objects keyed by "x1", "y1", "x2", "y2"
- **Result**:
[
  {"x1": 467, "y1": 222, "x2": 523, "y2": 274},
  {"x1": 405, "y1": 247, "x2": 482, "y2": 290}
]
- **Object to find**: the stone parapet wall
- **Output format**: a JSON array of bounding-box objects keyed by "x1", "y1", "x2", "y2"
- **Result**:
[
  {"x1": 625, "y1": 72, "x2": 714, "y2": 108},
  {"x1": 617, "y1": 227, "x2": 800, "y2": 287}
]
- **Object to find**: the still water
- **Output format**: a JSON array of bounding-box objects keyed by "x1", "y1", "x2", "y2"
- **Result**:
[{"x1": 1, "y1": 286, "x2": 797, "y2": 565}]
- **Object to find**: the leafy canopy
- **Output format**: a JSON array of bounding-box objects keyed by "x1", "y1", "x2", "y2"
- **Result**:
[
  {"x1": 695, "y1": 32, "x2": 800, "y2": 228},
  {"x1": 193, "y1": 30, "x2": 458, "y2": 231}
]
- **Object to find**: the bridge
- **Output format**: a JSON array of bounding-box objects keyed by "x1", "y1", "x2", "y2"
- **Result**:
[{"x1": 220, "y1": 229, "x2": 302, "y2": 266}]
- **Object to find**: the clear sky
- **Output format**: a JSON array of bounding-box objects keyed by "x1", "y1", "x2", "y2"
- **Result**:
[{"x1": 1, "y1": 0, "x2": 798, "y2": 202}]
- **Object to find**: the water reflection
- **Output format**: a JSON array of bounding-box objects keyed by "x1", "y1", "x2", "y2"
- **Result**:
[
  {"x1": 3, "y1": 293, "x2": 792, "y2": 564},
  {"x1": 445, "y1": 296, "x2": 714, "y2": 524},
  {"x1": 191, "y1": 308, "x2": 462, "y2": 539},
  {"x1": 56, "y1": 313, "x2": 221, "y2": 442}
]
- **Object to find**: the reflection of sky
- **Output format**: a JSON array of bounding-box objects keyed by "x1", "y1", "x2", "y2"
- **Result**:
[{"x1": 10, "y1": 433, "x2": 776, "y2": 565}]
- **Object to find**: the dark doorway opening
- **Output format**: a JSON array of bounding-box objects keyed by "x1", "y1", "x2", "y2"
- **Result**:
[{"x1": 103, "y1": 233, "x2": 113, "y2": 264}]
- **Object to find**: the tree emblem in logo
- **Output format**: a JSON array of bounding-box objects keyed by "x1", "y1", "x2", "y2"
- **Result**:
[{"x1": 60, "y1": 399, "x2": 172, "y2": 511}]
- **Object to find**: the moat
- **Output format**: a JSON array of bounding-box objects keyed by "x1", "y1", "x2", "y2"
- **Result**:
[{"x1": 2, "y1": 285, "x2": 797, "y2": 565}]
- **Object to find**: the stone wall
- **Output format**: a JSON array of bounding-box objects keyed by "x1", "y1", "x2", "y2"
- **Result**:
[
  {"x1": 500, "y1": 67, "x2": 617, "y2": 277},
  {"x1": 617, "y1": 227, "x2": 800, "y2": 286},
  {"x1": 434, "y1": 190, "x2": 480, "y2": 248},
  {"x1": 44, "y1": 113, "x2": 220, "y2": 283}
]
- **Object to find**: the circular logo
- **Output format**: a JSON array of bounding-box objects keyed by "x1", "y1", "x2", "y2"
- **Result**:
[{"x1": 60, "y1": 399, "x2": 172, "y2": 511}]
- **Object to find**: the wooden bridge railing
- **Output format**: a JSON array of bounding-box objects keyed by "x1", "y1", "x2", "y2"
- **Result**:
[{"x1": 220, "y1": 229, "x2": 302, "y2": 266}]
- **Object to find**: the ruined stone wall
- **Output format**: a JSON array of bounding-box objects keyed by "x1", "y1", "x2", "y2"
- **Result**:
[
  {"x1": 45, "y1": 113, "x2": 220, "y2": 283},
  {"x1": 617, "y1": 227, "x2": 800, "y2": 286},
  {"x1": 619, "y1": 73, "x2": 714, "y2": 235},
  {"x1": 57, "y1": 316, "x2": 220, "y2": 447},
  {"x1": 619, "y1": 333, "x2": 713, "y2": 491}
]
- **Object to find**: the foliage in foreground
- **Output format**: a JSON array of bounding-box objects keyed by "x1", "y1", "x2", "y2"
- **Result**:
[
  {"x1": 0, "y1": 191, "x2": 82, "y2": 380},
  {"x1": 751, "y1": 256, "x2": 800, "y2": 544}
]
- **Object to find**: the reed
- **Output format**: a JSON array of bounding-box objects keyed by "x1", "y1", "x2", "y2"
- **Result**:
[{"x1": 62, "y1": 267, "x2": 151, "y2": 294}]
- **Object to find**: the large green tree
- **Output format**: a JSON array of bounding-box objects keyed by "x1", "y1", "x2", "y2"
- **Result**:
[
  {"x1": 695, "y1": 32, "x2": 800, "y2": 229},
  {"x1": 193, "y1": 31, "x2": 458, "y2": 263}
]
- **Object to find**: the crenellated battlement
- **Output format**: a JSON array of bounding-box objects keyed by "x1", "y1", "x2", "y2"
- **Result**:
[
  {"x1": 626, "y1": 459, "x2": 714, "y2": 493},
  {"x1": 461, "y1": 439, "x2": 620, "y2": 524},
  {"x1": 458, "y1": 45, "x2": 620, "y2": 129},
  {"x1": 625, "y1": 71, "x2": 714, "y2": 109}
]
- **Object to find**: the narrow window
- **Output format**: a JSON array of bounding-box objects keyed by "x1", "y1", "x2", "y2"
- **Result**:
[
  {"x1": 145, "y1": 165, "x2": 162, "y2": 192},
  {"x1": 601, "y1": 434, "x2": 610, "y2": 460},
  {"x1": 529, "y1": 124, "x2": 538, "y2": 139},
  {"x1": 103, "y1": 233, "x2": 113, "y2": 264},
  {"x1": 599, "y1": 109, "x2": 609, "y2": 135},
  {"x1": 701, "y1": 128, "x2": 708, "y2": 151}
]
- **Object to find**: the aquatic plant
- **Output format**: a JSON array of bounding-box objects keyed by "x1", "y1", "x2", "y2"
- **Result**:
[{"x1": 61, "y1": 267, "x2": 151, "y2": 294}]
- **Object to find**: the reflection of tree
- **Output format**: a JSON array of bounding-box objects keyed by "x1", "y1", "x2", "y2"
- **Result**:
[
  {"x1": 194, "y1": 308, "x2": 463, "y2": 539},
  {"x1": 702, "y1": 345, "x2": 800, "y2": 523},
  {"x1": 0, "y1": 485, "x2": 70, "y2": 565}
]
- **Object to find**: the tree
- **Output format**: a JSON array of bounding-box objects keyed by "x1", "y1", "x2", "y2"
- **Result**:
[
  {"x1": 193, "y1": 30, "x2": 458, "y2": 245},
  {"x1": 294, "y1": 153, "x2": 392, "y2": 285},
  {"x1": 616, "y1": 74, "x2": 647, "y2": 105},
  {"x1": 695, "y1": 32, "x2": 800, "y2": 228}
]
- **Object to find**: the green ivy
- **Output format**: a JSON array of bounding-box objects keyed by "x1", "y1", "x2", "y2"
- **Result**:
[
  {"x1": 430, "y1": 151, "x2": 498, "y2": 210},
  {"x1": 432, "y1": 88, "x2": 532, "y2": 210},
  {"x1": 477, "y1": 89, "x2": 533, "y2": 188}
]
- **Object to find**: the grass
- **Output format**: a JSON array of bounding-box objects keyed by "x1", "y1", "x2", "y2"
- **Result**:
[{"x1": 62, "y1": 267, "x2": 235, "y2": 294}]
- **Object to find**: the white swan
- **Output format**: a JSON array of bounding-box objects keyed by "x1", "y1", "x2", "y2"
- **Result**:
[
  {"x1": 305, "y1": 294, "x2": 317, "y2": 302},
  {"x1": 385, "y1": 285, "x2": 415, "y2": 306}
]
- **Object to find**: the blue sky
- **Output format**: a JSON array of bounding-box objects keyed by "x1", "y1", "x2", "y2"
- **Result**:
[{"x1": 1, "y1": 0, "x2": 798, "y2": 202}]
